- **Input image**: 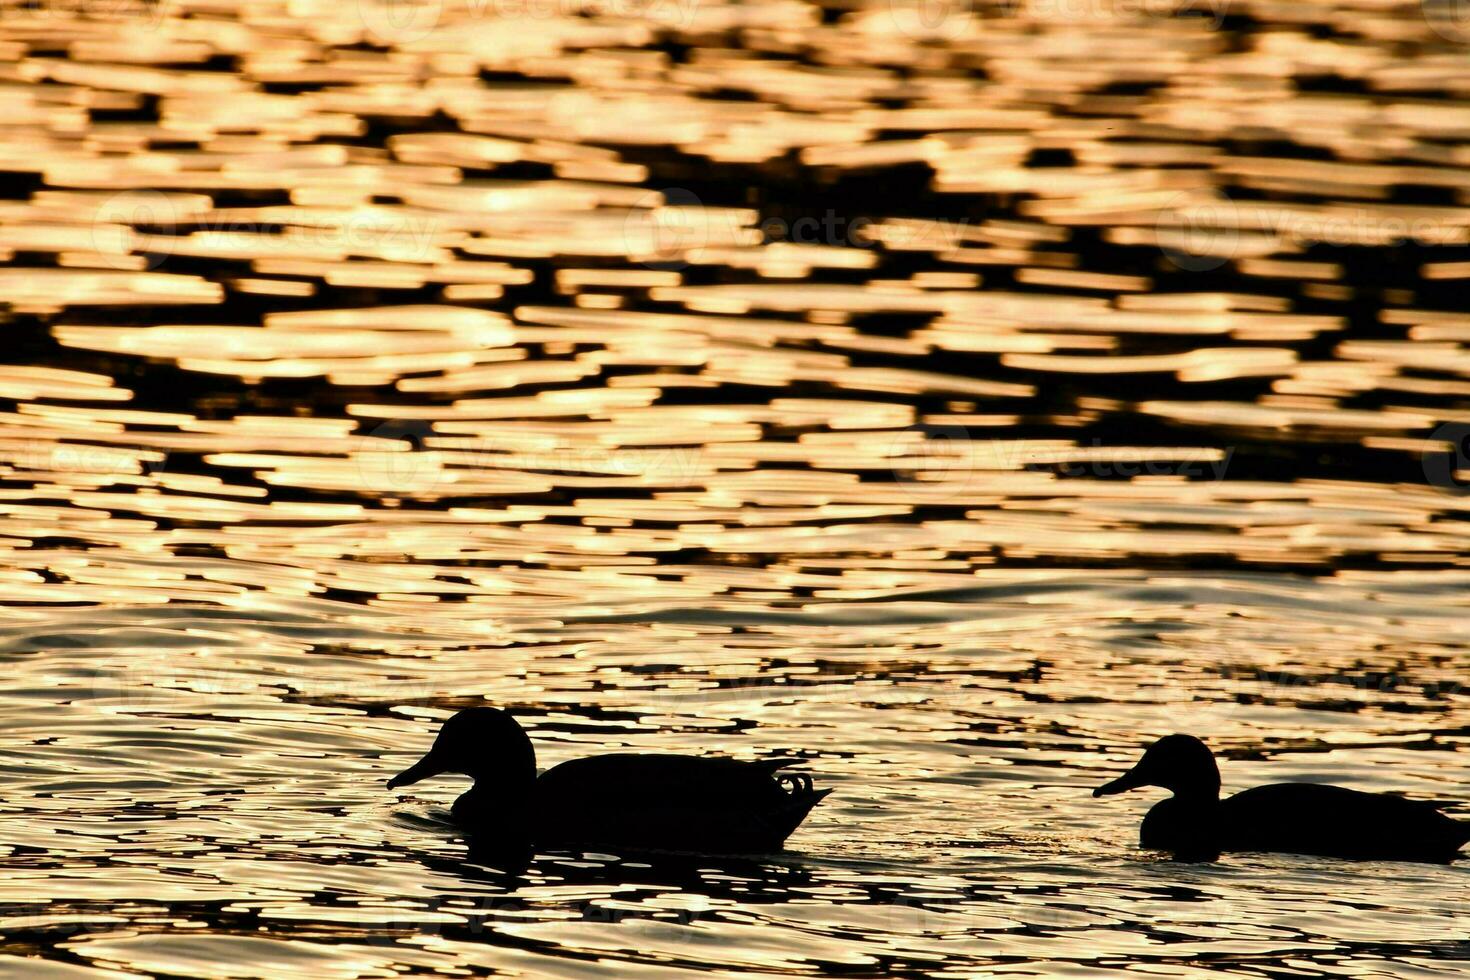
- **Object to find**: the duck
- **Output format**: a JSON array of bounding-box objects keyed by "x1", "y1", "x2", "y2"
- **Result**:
[
  {"x1": 386, "y1": 707, "x2": 831, "y2": 854},
  {"x1": 1093, "y1": 734, "x2": 1470, "y2": 863}
]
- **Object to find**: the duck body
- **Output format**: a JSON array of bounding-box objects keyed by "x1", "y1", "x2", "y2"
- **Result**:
[
  {"x1": 530, "y1": 755, "x2": 828, "y2": 853},
  {"x1": 1098, "y1": 735, "x2": 1470, "y2": 864},
  {"x1": 389, "y1": 709, "x2": 829, "y2": 855}
]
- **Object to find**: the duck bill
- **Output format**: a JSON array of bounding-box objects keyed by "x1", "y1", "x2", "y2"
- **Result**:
[
  {"x1": 387, "y1": 751, "x2": 446, "y2": 790},
  {"x1": 1093, "y1": 769, "x2": 1145, "y2": 798}
]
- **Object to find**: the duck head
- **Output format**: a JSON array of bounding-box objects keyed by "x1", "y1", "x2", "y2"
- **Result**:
[
  {"x1": 1093, "y1": 734, "x2": 1222, "y2": 801},
  {"x1": 386, "y1": 707, "x2": 537, "y2": 793}
]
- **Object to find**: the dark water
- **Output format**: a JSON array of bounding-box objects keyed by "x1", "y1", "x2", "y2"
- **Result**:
[{"x1": 2, "y1": 0, "x2": 1470, "y2": 975}]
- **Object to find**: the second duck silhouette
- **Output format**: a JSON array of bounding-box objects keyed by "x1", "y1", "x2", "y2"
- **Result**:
[
  {"x1": 387, "y1": 707, "x2": 830, "y2": 855},
  {"x1": 1094, "y1": 734, "x2": 1470, "y2": 863}
]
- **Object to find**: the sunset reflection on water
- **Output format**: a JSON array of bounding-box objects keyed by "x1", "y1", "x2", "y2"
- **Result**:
[{"x1": 1, "y1": 0, "x2": 1469, "y2": 974}]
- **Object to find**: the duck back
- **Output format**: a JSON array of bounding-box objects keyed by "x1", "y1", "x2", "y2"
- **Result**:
[
  {"x1": 1218, "y1": 783, "x2": 1470, "y2": 863},
  {"x1": 529, "y1": 754, "x2": 829, "y2": 853}
]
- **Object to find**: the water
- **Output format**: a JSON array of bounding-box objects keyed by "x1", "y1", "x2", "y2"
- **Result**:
[{"x1": 3, "y1": 0, "x2": 1470, "y2": 974}]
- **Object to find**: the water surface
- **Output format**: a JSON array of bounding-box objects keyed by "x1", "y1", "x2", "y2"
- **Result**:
[{"x1": 2, "y1": 0, "x2": 1470, "y2": 975}]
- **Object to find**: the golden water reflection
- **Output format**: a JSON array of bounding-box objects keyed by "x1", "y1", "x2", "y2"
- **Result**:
[{"x1": 2, "y1": 0, "x2": 1470, "y2": 975}]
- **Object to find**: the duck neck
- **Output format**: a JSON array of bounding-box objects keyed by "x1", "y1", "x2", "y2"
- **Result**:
[
  {"x1": 1170, "y1": 769, "x2": 1221, "y2": 804},
  {"x1": 467, "y1": 729, "x2": 537, "y2": 798}
]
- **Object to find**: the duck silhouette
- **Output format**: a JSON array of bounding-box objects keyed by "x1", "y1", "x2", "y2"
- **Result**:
[
  {"x1": 1094, "y1": 734, "x2": 1470, "y2": 863},
  {"x1": 387, "y1": 707, "x2": 830, "y2": 854}
]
